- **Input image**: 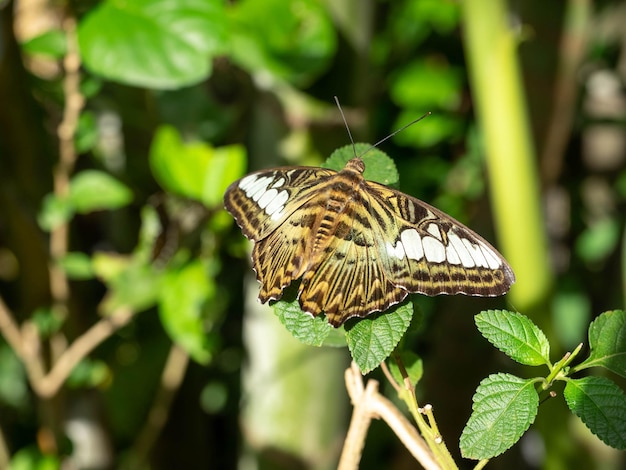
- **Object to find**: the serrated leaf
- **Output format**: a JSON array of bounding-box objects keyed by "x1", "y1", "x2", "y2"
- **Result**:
[
  {"x1": 273, "y1": 284, "x2": 333, "y2": 347},
  {"x1": 388, "y1": 350, "x2": 423, "y2": 386},
  {"x1": 158, "y1": 260, "x2": 217, "y2": 364},
  {"x1": 78, "y1": 0, "x2": 229, "y2": 89},
  {"x1": 564, "y1": 376, "x2": 626, "y2": 450},
  {"x1": 69, "y1": 170, "x2": 133, "y2": 213},
  {"x1": 579, "y1": 310, "x2": 626, "y2": 377},
  {"x1": 345, "y1": 302, "x2": 413, "y2": 374},
  {"x1": 475, "y1": 310, "x2": 550, "y2": 366},
  {"x1": 324, "y1": 144, "x2": 399, "y2": 186},
  {"x1": 460, "y1": 373, "x2": 539, "y2": 460}
]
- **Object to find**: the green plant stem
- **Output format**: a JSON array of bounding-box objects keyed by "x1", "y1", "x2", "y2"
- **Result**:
[
  {"x1": 461, "y1": 0, "x2": 553, "y2": 319},
  {"x1": 393, "y1": 355, "x2": 457, "y2": 469}
]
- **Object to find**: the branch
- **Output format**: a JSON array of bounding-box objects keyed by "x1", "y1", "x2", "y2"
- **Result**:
[
  {"x1": 34, "y1": 308, "x2": 134, "y2": 398},
  {"x1": 339, "y1": 362, "x2": 440, "y2": 470},
  {"x1": 130, "y1": 344, "x2": 190, "y2": 466}
]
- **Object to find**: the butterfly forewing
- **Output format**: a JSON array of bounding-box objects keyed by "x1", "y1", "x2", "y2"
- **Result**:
[
  {"x1": 224, "y1": 166, "x2": 336, "y2": 240},
  {"x1": 224, "y1": 157, "x2": 515, "y2": 327}
]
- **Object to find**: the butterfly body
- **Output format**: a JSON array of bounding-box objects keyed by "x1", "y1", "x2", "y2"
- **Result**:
[{"x1": 224, "y1": 157, "x2": 515, "y2": 327}]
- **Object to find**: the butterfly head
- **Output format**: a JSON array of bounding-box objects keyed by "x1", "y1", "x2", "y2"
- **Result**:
[{"x1": 344, "y1": 157, "x2": 365, "y2": 175}]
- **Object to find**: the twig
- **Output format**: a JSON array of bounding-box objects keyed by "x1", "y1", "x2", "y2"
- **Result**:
[
  {"x1": 131, "y1": 344, "x2": 190, "y2": 466},
  {"x1": 0, "y1": 423, "x2": 9, "y2": 469},
  {"x1": 49, "y1": 15, "x2": 84, "y2": 357},
  {"x1": 339, "y1": 363, "x2": 440, "y2": 470},
  {"x1": 35, "y1": 308, "x2": 135, "y2": 398},
  {"x1": 0, "y1": 297, "x2": 45, "y2": 383},
  {"x1": 540, "y1": 0, "x2": 591, "y2": 185}
]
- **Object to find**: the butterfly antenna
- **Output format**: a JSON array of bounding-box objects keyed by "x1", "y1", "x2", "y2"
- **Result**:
[
  {"x1": 360, "y1": 111, "x2": 431, "y2": 158},
  {"x1": 334, "y1": 96, "x2": 358, "y2": 159}
]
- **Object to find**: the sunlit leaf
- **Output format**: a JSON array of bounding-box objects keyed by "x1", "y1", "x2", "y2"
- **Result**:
[
  {"x1": 78, "y1": 0, "x2": 229, "y2": 88},
  {"x1": 460, "y1": 373, "x2": 539, "y2": 459}
]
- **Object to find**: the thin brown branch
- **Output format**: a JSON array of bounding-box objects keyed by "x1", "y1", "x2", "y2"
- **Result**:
[
  {"x1": 540, "y1": 0, "x2": 591, "y2": 185},
  {"x1": 380, "y1": 360, "x2": 402, "y2": 394},
  {"x1": 35, "y1": 308, "x2": 134, "y2": 398},
  {"x1": 340, "y1": 363, "x2": 440, "y2": 470},
  {"x1": 0, "y1": 296, "x2": 46, "y2": 384},
  {"x1": 49, "y1": 16, "x2": 84, "y2": 339},
  {"x1": 131, "y1": 344, "x2": 190, "y2": 466}
]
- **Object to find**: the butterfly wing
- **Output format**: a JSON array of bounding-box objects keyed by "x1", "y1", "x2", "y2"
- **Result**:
[
  {"x1": 365, "y1": 181, "x2": 515, "y2": 297},
  {"x1": 294, "y1": 180, "x2": 515, "y2": 326},
  {"x1": 225, "y1": 159, "x2": 515, "y2": 327},
  {"x1": 224, "y1": 165, "x2": 339, "y2": 303},
  {"x1": 224, "y1": 166, "x2": 337, "y2": 241}
]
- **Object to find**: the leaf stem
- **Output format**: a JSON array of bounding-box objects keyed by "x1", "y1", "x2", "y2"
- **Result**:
[{"x1": 393, "y1": 355, "x2": 458, "y2": 469}]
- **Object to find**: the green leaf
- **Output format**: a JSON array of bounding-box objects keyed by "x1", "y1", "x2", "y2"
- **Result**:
[
  {"x1": 578, "y1": 310, "x2": 626, "y2": 377},
  {"x1": 202, "y1": 144, "x2": 247, "y2": 207},
  {"x1": 323, "y1": 144, "x2": 399, "y2": 186},
  {"x1": 100, "y1": 260, "x2": 162, "y2": 314},
  {"x1": 229, "y1": 0, "x2": 336, "y2": 86},
  {"x1": 150, "y1": 125, "x2": 246, "y2": 207},
  {"x1": 31, "y1": 308, "x2": 65, "y2": 338},
  {"x1": 69, "y1": 170, "x2": 133, "y2": 213},
  {"x1": 460, "y1": 373, "x2": 539, "y2": 460},
  {"x1": 66, "y1": 359, "x2": 111, "y2": 389},
  {"x1": 273, "y1": 284, "x2": 334, "y2": 347},
  {"x1": 475, "y1": 310, "x2": 550, "y2": 366},
  {"x1": 388, "y1": 350, "x2": 423, "y2": 386},
  {"x1": 57, "y1": 252, "x2": 94, "y2": 280},
  {"x1": 78, "y1": 0, "x2": 229, "y2": 89},
  {"x1": 0, "y1": 343, "x2": 29, "y2": 409},
  {"x1": 158, "y1": 260, "x2": 217, "y2": 364},
  {"x1": 20, "y1": 29, "x2": 66, "y2": 58},
  {"x1": 390, "y1": 60, "x2": 463, "y2": 110},
  {"x1": 576, "y1": 218, "x2": 620, "y2": 263},
  {"x1": 345, "y1": 302, "x2": 413, "y2": 374},
  {"x1": 38, "y1": 193, "x2": 74, "y2": 231},
  {"x1": 392, "y1": 110, "x2": 463, "y2": 148},
  {"x1": 9, "y1": 446, "x2": 60, "y2": 470},
  {"x1": 564, "y1": 376, "x2": 626, "y2": 450}
]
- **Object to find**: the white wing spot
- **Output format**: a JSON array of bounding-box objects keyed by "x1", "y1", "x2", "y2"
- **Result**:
[
  {"x1": 448, "y1": 231, "x2": 475, "y2": 268},
  {"x1": 240, "y1": 176, "x2": 274, "y2": 202},
  {"x1": 257, "y1": 188, "x2": 278, "y2": 209},
  {"x1": 426, "y1": 223, "x2": 442, "y2": 240},
  {"x1": 239, "y1": 174, "x2": 258, "y2": 191},
  {"x1": 462, "y1": 239, "x2": 489, "y2": 268},
  {"x1": 267, "y1": 191, "x2": 289, "y2": 220},
  {"x1": 271, "y1": 178, "x2": 285, "y2": 188},
  {"x1": 480, "y1": 245, "x2": 502, "y2": 270},
  {"x1": 423, "y1": 236, "x2": 446, "y2": 263},
  {"x1": 400, "y1": 229, "x2": 423, "y2": 260},
  {"x1": 386, "y1": 241, "x2": 406, "y2": 260},
  {"x1": 446, "y1": 245, "x2": 461, "y2": 265}
]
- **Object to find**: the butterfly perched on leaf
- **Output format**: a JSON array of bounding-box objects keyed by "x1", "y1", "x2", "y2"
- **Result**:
[{"x1": 224, "y1": 145, "x2": 515, "y2": 327}]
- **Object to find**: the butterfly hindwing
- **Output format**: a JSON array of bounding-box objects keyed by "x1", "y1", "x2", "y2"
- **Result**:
[{"x1": 365, "y1": 181, "x2": 515, "y2": 298}]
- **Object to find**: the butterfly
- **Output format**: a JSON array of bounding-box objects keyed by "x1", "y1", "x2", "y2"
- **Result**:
[{"x1": 224, "y1": 153, "x2": 515, "y2": 327}]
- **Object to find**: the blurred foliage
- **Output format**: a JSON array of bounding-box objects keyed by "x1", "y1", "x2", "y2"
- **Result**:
[{"x1": 0, "y1": 0, "x2": 625, "y2": 469}]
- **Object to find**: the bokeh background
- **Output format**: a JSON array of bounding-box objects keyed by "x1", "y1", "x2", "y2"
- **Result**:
[{"x1": 0, "y1": 0, "x2": 624, "y2": 468}]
